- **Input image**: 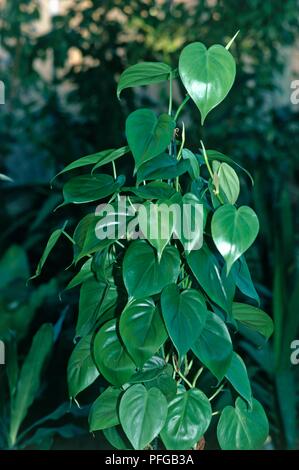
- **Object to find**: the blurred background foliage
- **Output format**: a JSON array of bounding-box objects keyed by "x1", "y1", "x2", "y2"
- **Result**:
[{"x1": 0, "y1": 0, "x2": 299, "y2": 449}]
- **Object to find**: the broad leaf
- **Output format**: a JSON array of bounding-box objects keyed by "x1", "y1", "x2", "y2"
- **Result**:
[
  {"x1": 30, "y1": 226, "x2": 65, "y2": 279},
  {"x1": 89, "y1": 387, "x2": 121, "y2": 431},
  {"x1": 93, "y1": 319, "x2": 136, "y2": 386},
  {"x1": 161, "y1": 389, "x2": 212, "y2": 450},
  {"x1": 129, "y1": 356, "x2": 168, "y2": 383},
  {"x1": 144, "y1": 366, "x2": 177, "y2": 402},
  {"x1": 123, "y1": 240, "x2": 180, "y2": 299},
  {"x1": 175, "y1": 192, "x2": 204, "y2": 253},
  {"x1": 211, "y1": 204, "x2": 259, "y2": 274},
  {"x1": 9, "y1": 324, "x2": 54, "y2": 447},
  {"x1": 192, "y1": 312, "x2": 233, "y2": 380},
  {"x1": 231, "y1": 257, "x2": 260, "y2": 305},
  {"x1": 187, "y1": 245, "x2": 232, "y2": 314},
  {"x1": 119, "y1": 298, "x2": 167, "y2": 367},
  {"x1": 217, "y1": 398, "x2": 269, "y2": 450},
  {"x1": 161, "y1": 284, "x2": 207, "y2": 357},
  {"x1": 225, "y1": 352, "x2": 252, "y2": 406},
  {"x1": 65, "y1": 259, "x2": 93, "y2": 290},
  {"x1": 126, "y1": 109, "x2": 175, "y2": 170},
  {"x1": 179, "y1": 42, "x2": 236, "y2": 124},
  {"x1": 232, "y1": 302, "x2": 274, "y2": 339},
  {"x1": 103, "y1": 425, "x2": 133, "y2": 450},
  {"x1": 182, "y1": 149, "x2": 200, "y2": 180},
  {"x1": 67, "y1": 334, "x2": 99, "y2": 399},
  {"x1": 128, "y1": 181, "x2": 175, "y2": 199},
  {"x1": 137, "y1": 153, "x2": 190, "y2": 184},
  {"x1": 117, "y1": 62, "x2": 172, "y2": 98},
  {"x1": 213, "y1": 161, "x2": 240, "y2": 204},
  {"x1": 119, "y1": 384, "x2": 168, "y2": 450}
]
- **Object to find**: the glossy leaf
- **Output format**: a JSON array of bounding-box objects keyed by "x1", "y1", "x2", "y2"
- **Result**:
[
  {"x1": 93, "y1": 319, "x2": 136, "y2": 386},
  {"x1": 128, "y1": 181, "x2": 175, "y2": 200},
  {"x1": 119, "y1": 384, "x2": 168, "y2": 449},
  {"x1": 65, "y1": 259, "x2": 93, "y2": 290},
  {"x1": 144, "y1": 367, "x2": 177, "y2": 402},
  {"x1": 67, "y1": 334, "x2": 99, "y2": 399},
  {"x1": 192, "y1": 312, "x2": 233, "y2": 380},
  {"x1": 119, "y1": 298, "x2": 167, "y2": 367},
  {"x1": 123, "y1": 241, "x2": 180, "y2": 299},
  {"x1": 117, "y1": 62, "x2": 172, "y2": 98},
  {"x1": 187, "y1": 245, "x2": 232, "y2": 314},
  {"x1": 126, "y1": 109, "x2": 175, "y2": 170},
  {"x1": 137, "y1": 153, "x2": 190, "y2": 184},
  {"x1": 225, "y1": 352, "x2": 252, "y2": 406},
  {"x1": 231, "y1": 257, "x2": 260, "y2": 305},
  {"x1": 129, "y1": 356, "x2": 168, "y2": 383},
  {"x1": 103, "y1": 425, "x2": 133, "y2": 450},
  {"x1": 205, "y1": 150, "x2": 254, "y2": 185},
  {"x1": 232, "y1": 302, "x2": 274, "y2": 339},
  {"x1": 217, "y1": 398, "x2": 269, "y2": 450},
  {"x1": 89, "y1": 387, "x2": 121, "y2": 431},
  {"x1": 161, "y1": 389, "x2": 212, "y2": 450},
  {"x1": 213, "y1": 161, "x2": 240, "y2": 204},
  {"x1": 175, "y1": 192, "x2": 204, "y2": 254},
  {"x1": 30, "y1": 225, "x2": 65, "y2": 280},
  {"x1": 61, "y1": 174, "x2": 124, "y2": 205},
  {"x1": 161, "y1": 284, "x2": 207, "y2": 357},
  {"x1": 182, "y1": 149, "x2": 200, "y2": 180},
  {"x1": 211, "y1": 204, "x2": 259, "y2": 274},
  {"x1": 179, "y1": 42, "x2": 236, "y2": 124}
]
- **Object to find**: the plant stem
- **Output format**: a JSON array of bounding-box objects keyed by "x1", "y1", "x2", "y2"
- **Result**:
[
  {"x1": 192, "y1": 366, "x2": 204, "y2": 388},
  {"x1": 175, "y1": 94, "x2": 190, "y2": 121},
  {"x1": 112, "y1": 161, "x2": 117, "y2": 179},
  {"x1": 200, "y1": 140, "x2": 224, "y2": 204},
  {"x1": 209, "y1": 383, "x2": 225, "y2": 402},
  {"x1": 225, "y1": 30, "x2": 240, "y2": 50},
  {"x1": 168, "y1": 71, "x2": 173, "y2": 116},
  {"x1": 172, "y1": 354, "x2": 193, "y2": 389}
]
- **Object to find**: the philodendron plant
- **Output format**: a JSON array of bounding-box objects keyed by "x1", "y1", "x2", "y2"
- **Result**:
[{"x1": 33, "y1": 37, "x2": 274, "y2": 450}]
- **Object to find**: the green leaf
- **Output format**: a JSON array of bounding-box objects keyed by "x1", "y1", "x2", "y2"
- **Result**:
[
  {"x1": 213, "y1": 161, "x2": 240, "y2": 204},
  {"x1": 119, "y1": 298, "x2": 167, "y2": 367},
  {"x1": 179, "y1": 42, "x2": 236, "y2": 124},
  {"x1": 161, "y1": 284, "x2": 207, "y2": 357},
  {"x1": 144, "y1": 367, "x2": 177, "y2": 402},
  {"x1": 182, "y1": 149, "x2": 200, "y2": 180},
  {"x1": 127, "y1": 181, "x2": 175, "y2": 199},
  {"x1": 61, "y1": 174, "x2": 124, "y2": 206},
  {"x1": 126, "y1": 109, "x2": 175, "y2": 171},
  {"x1": 129, "y1": 356, "x2": 168, "y2": 383},
  {"x1": 187, "y1": 244, "x2": 232, "y2": 314},
  {"x1": 117, "y1": 62, "x2": 172, "y2": 98},
  {"x1": 30, "y1": 226, "x2": 65, "y2": 280},
  {"x1": 225, "y1": 352, "x2": 252, "y2": 406},
  {"x1": 231, "y1": 257, "x2": 260, "y2": 305},
  {"x1": 217, "y1": 398, "x2": 269, "y2": 450},
  {"x1": 103, "y1": 425, "x2": 133, "y2": 450},
  {"x1": 211, "y1": 204, "x2": 259, "y2": 274},
  {"x1": 137, "y1": 200, "x2": 175, "y2": 260},
  {"x1": 119, "y1": 384, "x2": 168, "y2": 450},
  {"x1": 205, "y1": 150, "x2": 254, "y2": 186},
  {"x1": 67, "y1": 334, "x2": 99, "y2": 399},
  {"x1": 52, "y1": 146, "x2": 129, "y2": 181},
  {"x1": 175, "y1": 192, "x2": 205, "y2": 254},
  {"x1": 65, "y1": 259, "x2": 93, "y2": 290},
  {"x1": 9, "y1": 324, "x2": 54, "y2": 447},
  {"x1": 160, "y1": 389, "x2": 212, "y2": 450},
  {"x1": 232, "y1": 302, "x2": 274, "y2": 339},
  {"x1": 89, "y1": 387, "x2": 121, "y2": 431},
  {"x1": 93, "y1": 319, "x2": 136, "y2": 386},
  {"x1": 192, "y1": 312, "x2": 233, "y2": 380},
  {"x1": 137, "y1": 153, "x2": 190, "y2": 184},
  {"x1": 123, "y1": 241, "x2": 180, "y2": 299}
]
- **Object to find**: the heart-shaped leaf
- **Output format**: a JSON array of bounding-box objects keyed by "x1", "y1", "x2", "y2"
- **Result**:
[
  {"x1": 126, "y1": 109, "x2": 175, "y2": 170},
  {"x1": 137, "y1": 153, "x2": 190, "y2": 184},
  {"x1": 89, "y1": 387, "x2": 121, "y2": 431},
  {"x1": 192, "y1": 312, "x2": 233, "y2": 380},
  {"x1": 161, "y1": 284, "x2": 207, "y2": 357},
  {"x1": 232, "y1": 302, "x2": 274, "y2": 339},
  {"x1": 212, "y1": 161, "x2": 240, "y2": 204},
  {"x1": 117, "y1": 62, "x2": 172, "y2": 98},
  {"x1": 119, "y1": 384, "x2": 168, "y2": 449},
  {"x1": 61, "y1": 174, "x2": 124, "y2": 206},
  {"x1": 67, "y1": 334, "x2": 99, "y2": 399},
  {"x1": 217, "y1": 397, "x2": 269, "y2": 450},
  {"x1": 179, "y1": 42, "x2": 236, "y2": 124},
  {"x1": 225, "y1": 352, "x2": 252, "y2": 406},
  {"x1": 211, "y1": 204, "x2": 259, "y2": 274},
  {"x1": 93, "y1": 319, "x2": 136, "y2": 386},
  {"x1": 123, "y1": 240, "x2": 180, "y2": 299},
  {"x1": 119, "y1": 298, "x2": 167, "y2": 367},
  {"x1": 160, "y1": 389, "x2": 212, "y2": 450}
]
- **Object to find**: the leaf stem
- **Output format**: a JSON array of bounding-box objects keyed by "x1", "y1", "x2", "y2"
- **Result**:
[
  {"x1": 112, "y1": 161, "x2": 117, "y2": 180},
  {"x1": 175, "y1": 95, "x2": 190, "y2": 121},
  {"x1": 209, "y1": 383, "x2": 225, "y2": 402},
  {"x1": 168, "y1": 71, "x2": 173, "y2": 116},
  {"x1": 192, "y1": 366, "x2": 204, "y2": 388},
  {"x1": 172, "y1": 354, "x2": 193, "y2": 389}
]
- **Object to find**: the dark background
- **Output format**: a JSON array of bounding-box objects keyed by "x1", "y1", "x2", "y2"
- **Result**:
[{"x1": 0, "y1": 0, "x2": 299, "y2": 450}]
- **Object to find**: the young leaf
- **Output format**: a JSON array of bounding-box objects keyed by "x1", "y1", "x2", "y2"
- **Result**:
[
  {"x1": 126, "y1": 109, "x2": 175, "y2": 171},
  {"x1": 211, "y1": 204, "x2": 259, "y2": 274},
  {"x1": 232, "y1": 302, "x2": 274, "y2": 339},
  {"x1": 67, "y1": 334, "x2": 99, "y2": 399},
  {"x1": 9, "y1": 324, "x2": 54, "y2": 447},
  {"x1": 160, "y1": 389, "x2": 212, "y2": 450},
  {"x1": 179, "y1": 42, "x2": 236, "y2": 124},
  {"x1": 231, "y1": 257, "x2": 260, "y2": 305},
  {"x1": 93, "y1": 319, "x2": 136, "y2": 386},
  {"x1": 30, "y1": 225, "x2": 65, "y2": 280},
  {"x1": 225, "y1": 352, "x2": 252, "y2": 406},
  {"x1": 89, "y1": 387, "x2": 121, "y2": 431},
  {"x1": 119, "y1": 384, "x2": 168, "y2": 450},
  {"x1": 192, "y1": 312, "x2": 233, "y2": 380},
  {"x1": 161, "y1": 284, "x2": 207, "y2": 357},
  {"x1": 119, "y1": 298, "x2": 167, "y2": 367},
  {"x1": 217, "y1": 397, "x2": 269, "y2": 450},
  {"x1": 117, "y1": 62, "x2": 172, "y2": 98},
  {"x1": 123, "y1": 241, "x2": 180, "y2": 299},
  {"x1": 213, "y1": 161, "x2": 240, "y2": 204}
]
